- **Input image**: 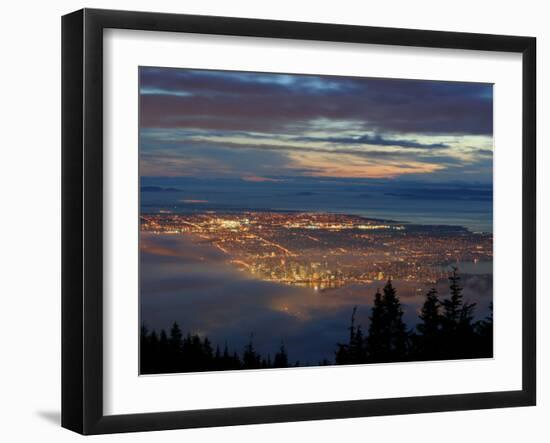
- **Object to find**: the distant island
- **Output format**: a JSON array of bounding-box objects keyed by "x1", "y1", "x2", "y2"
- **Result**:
[{"x1": 141, "y1": 186, "x2": 182, "y2": 192}]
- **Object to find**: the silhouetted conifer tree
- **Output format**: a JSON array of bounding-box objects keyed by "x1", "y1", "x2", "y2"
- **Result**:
[
  {"x1": 475, "y1": 302, "x2": 493, "y2": 357},
  {"x1": 440, "y1": 267, "x2": 478, "y2": 358},
  {"x1": 382, "y1": 279, "x2": 408, "y2": 360},
  {"x1": 344, "y1": 307, "x2": 367, "y2": 363},
  {"x1": 169, "y1": 322, "x2": 183, "y2": 351},
  {"x1": 273, "y1": 343, "x2": 289, "y2": 368},
  {"x1": 416, "y1": 288, "x2": 443, "y2": 359},
  {"x1": 442, "y1": 268, "x2": 463, "y2": 325},
  {"x1": 366, "y1": 290, "x2": 385, "y2": 362},
  {"x1": 336, "y1": 306, "x2": 357, "y2": 364},
  {"x1": 140, "y1": 324, "x2": 151, "y2": 373},
  {"x1": 149, "y1": 330, "x2": 160, "y2": 372},
  {"x1": 232, "y1": 351, "x2": 242, "y2": 369},
  {"x1": 221, "y1": 343, "x2": 240, "y2": 369},
  {"x1": 202, "y1": 337, "x2": 214, "y2": 369},
  {"x1": 365, "y1": 280, "x2": 408, "y2": 362},
  {"x1": 242, "y1": 335, "x2": 261, "y2": 369},
  {"x1": 159, "y1": 329, "x2": 168, "y2": 346}
]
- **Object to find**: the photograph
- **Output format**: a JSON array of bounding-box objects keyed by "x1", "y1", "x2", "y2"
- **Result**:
[{"x1": 138, "y1": 67, "x2": 494, "y2": 374}]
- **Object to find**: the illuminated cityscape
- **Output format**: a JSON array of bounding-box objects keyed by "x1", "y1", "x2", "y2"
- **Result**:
[{"x1": 141, "y1": 212, "x2": 492, "y2": 289}]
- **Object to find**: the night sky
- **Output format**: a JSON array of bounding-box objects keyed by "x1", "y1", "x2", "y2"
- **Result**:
[{"x1": 139, "y1": 67, "x2": 493, "y2": 183}]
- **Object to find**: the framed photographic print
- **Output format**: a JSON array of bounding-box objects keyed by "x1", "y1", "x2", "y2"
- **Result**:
[{"x1": 61, "y1": 8, "x2": 536, "y2": 435}]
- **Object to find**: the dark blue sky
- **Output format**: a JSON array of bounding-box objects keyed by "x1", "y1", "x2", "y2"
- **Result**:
[{"x1": 139, "y1": 67, "x2": 493, "y2": 183}]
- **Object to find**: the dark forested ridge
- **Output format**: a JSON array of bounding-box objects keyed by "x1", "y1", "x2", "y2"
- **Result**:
[
  {"x1": 335, "y1": 269, "x2": 493, "y2": 365},
  {"x1": 140, "y1": 326, "x2": 294, "y2": 374},
  {"x1": 140, "y1": 268, "x2": 493, "y2": 374}
]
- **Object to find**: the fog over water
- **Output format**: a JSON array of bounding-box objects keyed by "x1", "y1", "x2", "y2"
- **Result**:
[{"x1": 140, "y1": 233, "x2": 493, "y2": 365}]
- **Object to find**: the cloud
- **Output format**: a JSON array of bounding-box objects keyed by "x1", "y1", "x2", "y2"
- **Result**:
[
  {"x1": 139, "y1": 142, "x2": 294, "y2": 178},
  {"x1": 295, "y1": 133, "x2": 449, "y2": 149},
  {"x1": 287, "y1": 151, "x2": 446, "y2": 179},
  {"x1": 139, "y1": 67, "x2": 493, "y2": 136},
  {"x1": 241, "y1": 175, "x2": 285, "y2": 183},
  {"x1": 156, "y1": 127, "x2": 451, "y2": 150},
  {"x1": 138, "y1": 67, "x2": 493, "y2": 181},
  {"x1": 139, "y1": 128, "x2": 493, "y2": 180}
]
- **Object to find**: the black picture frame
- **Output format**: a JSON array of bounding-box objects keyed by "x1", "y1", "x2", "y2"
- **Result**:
[{"x1": 62, "y1": 8, "x2": 536, "y2": 435}]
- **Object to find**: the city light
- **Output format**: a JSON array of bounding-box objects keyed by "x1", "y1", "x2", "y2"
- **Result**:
[{"x1": 141, "y1": 212, "x2": 493, "y2": 288}]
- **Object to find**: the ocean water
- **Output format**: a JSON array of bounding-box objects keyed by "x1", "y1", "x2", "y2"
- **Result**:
[{"x1": 140, "y1": 177, "x2": 493, "y2": 233}]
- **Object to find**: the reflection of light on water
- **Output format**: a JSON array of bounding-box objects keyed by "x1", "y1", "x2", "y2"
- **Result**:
[
  {"x1": 270, "y1": 301, "x2": 312, "y2": 321},
  {"x1": 180, "y1": 199, "x2": 209, "y2": 204}
]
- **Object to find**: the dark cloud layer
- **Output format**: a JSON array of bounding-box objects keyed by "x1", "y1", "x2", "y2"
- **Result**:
[
  {"x1": 140, "y1": 67, "x2": 493, "y2": 136},
  {"x1": 295, "y1": 133, "x2": 449, "y2": 149},
  {"x1": 139, "y1": 67, "x2": 493, "y2": 182}
]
